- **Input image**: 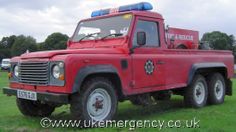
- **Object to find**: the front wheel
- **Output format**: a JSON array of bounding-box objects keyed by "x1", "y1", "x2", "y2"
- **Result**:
[
  {"x1": 16, "y1": 98, "x2": 55, "y2": 117},
  {"x1": 70, "y1": 77, "x2": 118, "y2": 121},
  {"x1": 184, "y1": 75, "x2": 208, "y2": 108}
]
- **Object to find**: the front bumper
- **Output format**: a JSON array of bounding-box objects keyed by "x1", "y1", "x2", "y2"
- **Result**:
[{"x1": 2, "y1": 87, "x2": 69, "y2": 104}]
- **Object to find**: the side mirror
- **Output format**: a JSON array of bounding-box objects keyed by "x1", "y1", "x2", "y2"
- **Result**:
[{"x1": 137, "y1": 32, "x2": 146, "y2": 46}]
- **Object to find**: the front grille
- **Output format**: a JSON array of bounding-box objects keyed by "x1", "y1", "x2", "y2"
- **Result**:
[{"x1": 19, "y1": 62, "x2": 49, "y2": 85}]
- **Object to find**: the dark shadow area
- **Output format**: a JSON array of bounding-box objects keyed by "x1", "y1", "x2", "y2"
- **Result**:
[
  {"x1": 48, "y1": 96, "x2": 185, "y2": 121},
  {"x1": 34, "y1": 97, "x2": 186, "y2": 130},
  {"x1": 115, "y1": 97, "x2": 185, "y2": 120}
]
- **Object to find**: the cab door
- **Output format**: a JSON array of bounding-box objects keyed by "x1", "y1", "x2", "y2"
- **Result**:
[{"x1": 131, "y1": 17, "x2": 166, "y2": 89}]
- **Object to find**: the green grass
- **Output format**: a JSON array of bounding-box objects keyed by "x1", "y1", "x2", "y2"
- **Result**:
[{"x1": 0, "y1": 71, "x2": 236, "y2": 132}]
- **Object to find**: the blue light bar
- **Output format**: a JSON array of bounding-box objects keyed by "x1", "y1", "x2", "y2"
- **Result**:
[{"x1": 91, "y1": 2, "x2": 153, "y2": 17}]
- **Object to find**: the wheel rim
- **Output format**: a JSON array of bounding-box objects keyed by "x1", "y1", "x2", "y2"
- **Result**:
[
  {"x1": 214, "y1": 80, "x2": 224, "y2": 100},
  {"x1": 194, "y1": 81, "x2": 206, "y2": 104},
  {"x1": 87, "y1": 88, "x2": 111, "y2": 121}
]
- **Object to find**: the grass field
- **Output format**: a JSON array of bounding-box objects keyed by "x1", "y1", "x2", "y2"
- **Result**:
[{"x1": 0, "y1": 71, "x2": 236, "y2": 132}]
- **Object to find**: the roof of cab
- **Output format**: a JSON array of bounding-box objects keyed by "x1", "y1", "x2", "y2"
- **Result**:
[
  {"x1": 132, "y1": 11, "x2": 164, "y2": 19},
  {"x1": 81, "y1": 11, "x2": 164, "y2": 22}
]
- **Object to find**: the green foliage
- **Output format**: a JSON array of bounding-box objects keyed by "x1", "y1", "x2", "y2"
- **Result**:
[
  {"x1": 201, "y1": 31, "x2": 236, "y2": 62},
  {"x1": 0, "y1": 35, "x2": 17, "y2": 60},
  {"x1": 39, "y1": 32, "x2": 68, "y2": 51},
  {"x1": 0, "y1": 35, "x2": 16, "y2": 49},
  {"x1": 0, "y1": 48, "x2": 11, "y2": 60},
  {"x1": 11, "y1": 35, "x2": 37, "y2": 56},
  {"x1": 0, "y1": 32, "x2": 68, "y2": 60},
  {"x1": 201, "y1": 31, "x2": 235, "y2": 50}
]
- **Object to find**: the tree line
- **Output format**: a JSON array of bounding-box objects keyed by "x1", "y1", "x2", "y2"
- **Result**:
[
  {"x1": 0, "y1": 31, "x2": 235, "y2": 62},
  {"x1": 0, "y1": 32, "x2": 68, "y2": 61}
]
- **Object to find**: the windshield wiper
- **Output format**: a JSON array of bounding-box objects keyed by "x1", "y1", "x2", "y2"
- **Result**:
[
  {"x1": 101, "y1": 33, "x2": 123, "y2": 40},
  {"x1": 78, "y1": 32, "x2": 100, "y2": 42}
]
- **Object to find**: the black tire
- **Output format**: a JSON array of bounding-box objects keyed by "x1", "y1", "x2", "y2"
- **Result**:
[
  {"x1": 16, "y1": 98, "x2": 55, "y2": 117},
  {"x1": 152, "y1": 91, "x2": 171, "y2": 101},
  {"x1": 184, "y1": 75, "x2": 208, "y2": 108},
  {"x1": 70, "y1": 77, "x2": 118, "y2": 121},
  {"x1": 207, "y1": 73, "x2": 225, "y2": 105}
]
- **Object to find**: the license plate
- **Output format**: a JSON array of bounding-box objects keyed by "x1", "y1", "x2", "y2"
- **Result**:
[{"x1": 17, "y1": 90, "x2": 37, "y2": 101}]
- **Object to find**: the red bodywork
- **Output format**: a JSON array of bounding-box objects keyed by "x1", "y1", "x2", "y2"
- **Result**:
[
  {"x1": 9, "y1": 11, "x2": 234, "y2": 97},
  {"x1": 166, "y1": 27, "x2": 199, "y2": 49}
]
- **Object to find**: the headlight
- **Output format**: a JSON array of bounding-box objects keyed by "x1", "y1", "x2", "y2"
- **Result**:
[
  {"x1": 52, "y1": 62, "x2": 64, "y2": 80},
  {"x1": 52, "y1": 65, "x2": 61, "y2": 79},
  {"x1": 14, "y1": 65, "x2": 19, "y2": 77},
  {"x1": 50, "y1": 62, "x2": 65, "y2": 86}
]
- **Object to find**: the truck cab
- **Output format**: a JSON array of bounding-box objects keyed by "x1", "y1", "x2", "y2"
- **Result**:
[{"x1": 3, "y1": 2, "x2": 234, "y2": 122}]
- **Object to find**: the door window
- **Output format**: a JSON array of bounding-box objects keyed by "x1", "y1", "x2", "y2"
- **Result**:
[{"x1": 133, "y1": 20, "x2": 160, "y2": 47}]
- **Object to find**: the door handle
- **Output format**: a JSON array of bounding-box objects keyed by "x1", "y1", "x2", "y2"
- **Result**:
[{"x1": 157, "y1": 60, "x2": 165, "y2": 65}]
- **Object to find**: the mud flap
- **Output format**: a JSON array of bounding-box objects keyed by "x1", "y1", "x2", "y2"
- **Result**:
[{"x1": 226, "y1": 79, "x2": 232, "y2": 96}]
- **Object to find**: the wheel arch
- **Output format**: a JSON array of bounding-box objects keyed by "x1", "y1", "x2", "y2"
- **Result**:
[
  {"x1": 176, "y1": 44, "x2": 188, "y2": 49},
  {"x1": 187, "y1": 62, "x2": 232, "y2": 95},
  {"x1": 72, "y1": 65, "x2": 124, "y2": 100}
]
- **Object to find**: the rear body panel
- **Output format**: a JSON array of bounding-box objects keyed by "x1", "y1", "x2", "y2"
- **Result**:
[{"x1": 166, "y1": 27, "x2": 199, "y2": 49}]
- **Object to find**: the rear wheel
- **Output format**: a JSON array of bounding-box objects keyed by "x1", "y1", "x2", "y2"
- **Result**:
[
  {"x1": 70, "y1": 77, "x2": 118, "y2": 121},
  {"x1": 16, "y1": 98, "x2": 55, "y2": 117},
  {"x1": 207, "y1": 73, "x2": 225, "y2": 104},
  {"x1": 184, "y1": 75, "x2": 208, "y2": 108}
]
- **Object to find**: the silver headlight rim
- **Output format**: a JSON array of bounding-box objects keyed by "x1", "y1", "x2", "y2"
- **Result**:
[
  {"x1": 13, "y1": 65, "x2": 19, "y2": 78},
  {"x1": 52, "y1": 64, "x2": 61, "y2": 79}
]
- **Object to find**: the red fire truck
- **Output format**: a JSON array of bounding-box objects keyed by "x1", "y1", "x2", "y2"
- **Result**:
[{"x1": 3, "y1": 2, "x2": 234, "y2": 122}]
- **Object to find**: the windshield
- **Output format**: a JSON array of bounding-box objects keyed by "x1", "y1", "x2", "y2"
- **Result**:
[{"x1": 72, "y1": 14, "x2": 133, "y2": 42}]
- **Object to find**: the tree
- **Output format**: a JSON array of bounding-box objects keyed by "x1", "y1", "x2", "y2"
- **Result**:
[
  {"x1": 11, "y1": 35, "x2": 38, "y2": 56},
  {"x1": 229, "y1": 35, "x2": 236, "y2": 48},
  {"x1": 201, "y1": 31, "x2": 236, "y2": 62},
  {"x1": 0, "y1": 46, "x2": 11, "y2": 61},
  {"x1": 0, "y1": 35, "x2": 16, "y2": 49},
  {"x1": 39, "y1": 32, "x2": 68, "y2": 51},
  {"x1": 0, "y1": 35, "x2": 16, "y2": 61},
  {"x1": 201, "y1": 31, "x2": 233, "y2": 50}
]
